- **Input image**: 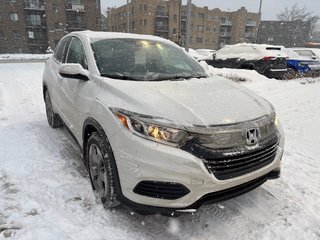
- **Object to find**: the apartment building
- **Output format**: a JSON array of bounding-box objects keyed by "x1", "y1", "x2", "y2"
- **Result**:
[
  {"x1": 0, "y1": 0, "x2": 103, "y2": 53},
  {"x1": 107, "y1": 0, "x2": 261, "y2": 49}
]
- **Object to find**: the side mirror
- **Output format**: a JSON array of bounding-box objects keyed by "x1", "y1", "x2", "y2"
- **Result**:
[
  {"x1": 212, "y1": 53, "x2": 216, "y2": 59},
  {"x1": 59, "y1": 63, "x2": 89, "y2": 81},
  {"x1": 312, "y1": 56, "x2": 317, "y2": 60}
]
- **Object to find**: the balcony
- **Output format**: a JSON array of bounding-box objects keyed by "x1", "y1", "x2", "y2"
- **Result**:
[
  {"x1": 65, "y1": 1, "x2": 85, "y2": 12},
  {"x1": 245, "y1": 32, "x2": 255, "y2": 38},
  {"x1": 220, "y1": 21, "x2": 232, "y2": 26},
  {"x1": 66, "y1": 21, "x2": 86, "y2": 30},
  {"x1": 220, "y1": 32, "x2": 231, "y2": 37},
  {"x1": 28, "y1": 39, "x2": 48, "y2": 46},
  {"x1": 246, "y1": 21, "x2": 257, "y2": 27},
  {"x1": 26, "y1": 20, "x2": 46, "y2": 28},
  {"x1": 24, "y1": 0, "x2": 45, "y2": 10},
  {"x1": 155, "y1": 26, "x2": 169, "y2": 32},
  {"x1": 181, "y1": 16, "x2": 187, "y2": 21},
  {"x1": 155, "y1": 11, "x2": 168, "y2": 18}
]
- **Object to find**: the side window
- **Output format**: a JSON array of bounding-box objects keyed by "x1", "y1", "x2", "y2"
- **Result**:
[
  {"x1": 54, "y1": 38, "x2": 69, "y2": 63},
  {"x1": 66, "y1": 37, "x2": 88, "y2": 69}
]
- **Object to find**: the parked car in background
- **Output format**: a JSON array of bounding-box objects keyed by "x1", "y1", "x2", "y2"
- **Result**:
[
  {"x1": 195, "y1": 49, "x2": 216, "y2": 61},
  {"x1": 43, "y1": 31, "x2": 284, "y2": 215},
  {"x1": 186, "y1": 48, "x2": 215, "y2": 61},
  {"x1": 281, "y1": 48, "x2": 320, "y2": 73},
  {"x1": 291, "y1": 48, "x2": 320, "y2": 60},
  {"x1": 205, "y1": 44, "x2": 288, "y2": 79}
]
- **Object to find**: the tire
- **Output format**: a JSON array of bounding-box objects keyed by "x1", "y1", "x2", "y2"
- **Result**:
[
  {"x1": 45, "y1": 91, "x2": 63, "y2": 128},
  {"x1": 86, "y1": 131, "x2": 120, "y2": 209}
]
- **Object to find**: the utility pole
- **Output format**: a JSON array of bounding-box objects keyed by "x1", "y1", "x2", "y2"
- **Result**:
[
  {"x1": 256, "y1": 0, "x2": 263, "y2": 43},
  {"x1": 127, "y1": 0, "x2": 130, "y2": 33},
  {"x1": 185, "y1": 0, "x2": 192, "y2": 52}
]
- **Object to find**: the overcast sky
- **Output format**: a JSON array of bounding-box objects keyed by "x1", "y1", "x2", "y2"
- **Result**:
[{"x1": 101, "y1": 0, "x2": 320, "y2": 20}]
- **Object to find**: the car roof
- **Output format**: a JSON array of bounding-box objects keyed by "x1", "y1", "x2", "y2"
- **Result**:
[{"x1": 67, "y1": 30, "x2": 175, "y2": 46}]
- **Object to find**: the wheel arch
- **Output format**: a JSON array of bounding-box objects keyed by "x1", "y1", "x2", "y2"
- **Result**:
[{"x1": 82, "y1": 118, "x2": 108, "y2": 168}]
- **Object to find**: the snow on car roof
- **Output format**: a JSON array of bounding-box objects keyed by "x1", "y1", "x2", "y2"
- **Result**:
[
  {"x1": 71, "y1": 30, "x2": 175, "y2": 46},
  {"x1": 215, "y1": 43, "x2": 287, "y2": 60}
]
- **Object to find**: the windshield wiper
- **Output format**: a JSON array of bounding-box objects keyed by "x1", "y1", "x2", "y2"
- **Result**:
[
  {"x1": 101, "y1": 73, "x2": 140, "y2": 81},
  {"x1": 151, "y1": 74, "x2": 207, "y2": 81}
]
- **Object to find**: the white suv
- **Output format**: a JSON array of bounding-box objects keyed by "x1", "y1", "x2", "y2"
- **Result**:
[{"x1": 43, "y1": 31, "x2": 284, "y2": 215}]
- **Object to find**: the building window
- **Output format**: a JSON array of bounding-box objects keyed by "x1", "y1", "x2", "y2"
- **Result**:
[
  {"x1": 198, "y1": 13, "x2": 204, "y2": 19},
  {"x1": 27, "y1": 14, "x2": 41, "y2": 25},
  {"x1": 196, "y1": 37, "x2": 203, "y2": 43},
  {"x1": 156, "y1": 6, "x2": 165, "y2": 16},
  {"x1": 131, "y1": 7, "x2": 134, "y2": 15},
  {"x1": 173, "y1": 14, "x2": 177, "y2": 21},
  {"x1": 0, "y1": 30, "x2": 4, "y2": 39},
  {"x1": 10, "y1": 13, "x2": 18, "y2": 21},
  {"x1": 53, "y1": 4, "x2": 59, "y2": 13},
  {"x1": 131, "y1": 21, "x2": 135, "y2": 29},
  {"x1": 197, "y1": 25, "x2": 204, "y2": 32},
  {"x1": 144, "y1": 19, "x2": 147, "y2": 26},
  {"x1": 173, "y1": 28, "x2": 176, "y2": 34},
  {"x1": 12, "y1": 31, "x2": 20, "y2": 39},
  {"x1": 144, "y1": 4, "x2": 147, "y2": 13}
]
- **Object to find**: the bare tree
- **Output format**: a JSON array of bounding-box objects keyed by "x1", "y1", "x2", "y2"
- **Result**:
[{"x1": 277, "y1": 3, "x2": 319, "y2": 23}]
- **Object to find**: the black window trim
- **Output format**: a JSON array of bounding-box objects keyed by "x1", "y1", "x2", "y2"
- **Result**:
[
  {"x1": 65, "y1": 36, "x2": 88, "y2": 70},
  {"x1": 53, "y1": 36, "x2": 71, "y2": 64}
]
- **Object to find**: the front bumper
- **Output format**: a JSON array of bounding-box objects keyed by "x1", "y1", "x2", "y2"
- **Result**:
[{"x1": 109, "y1": 122, "x2": 284, "y2": 212}]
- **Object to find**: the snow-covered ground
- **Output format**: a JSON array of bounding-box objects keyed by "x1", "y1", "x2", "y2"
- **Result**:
[
  {"x1": 0, "y1": 62, "x2": 320, "y2": 240},
  {"x1": 0, "y1": 54, "x2": 52, "y2": 62}
]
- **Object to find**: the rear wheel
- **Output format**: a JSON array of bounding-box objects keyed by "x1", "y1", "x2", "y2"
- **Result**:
[
  {"x1": 87, "y1": 132, "x2": 120, "y2": 209},
  {"x1": 44, "y1": 91, "x2": 63, "y2": 128}
]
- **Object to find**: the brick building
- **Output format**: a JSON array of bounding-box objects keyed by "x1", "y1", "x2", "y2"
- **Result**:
[
  {"x1": 107, "y1": 0, "x2": 261, "y2": 49},
  {"x1": 0, "y1": 0, "x2": 104, "y2": 53}
]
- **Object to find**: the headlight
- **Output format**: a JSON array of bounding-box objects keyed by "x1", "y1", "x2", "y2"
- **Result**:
[{"x1": 111, "y1": 108, "x2": 189, "y2": 147}]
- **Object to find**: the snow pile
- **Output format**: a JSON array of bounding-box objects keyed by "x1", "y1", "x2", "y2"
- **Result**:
[
  {"x1": 0, "y1": 54, "x2": 52, "y2": 61},
  {"x1": 199, "y1": 60, "x2": 270, "y2": 82}
]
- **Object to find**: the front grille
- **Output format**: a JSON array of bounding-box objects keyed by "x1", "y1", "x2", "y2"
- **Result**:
[
  {"x1": 133, "y1": 181, "x2": 190, "y2": 200},
  {"x1": 182, "y1": 132, "x2": 279, "y2": 180},
  {"x1": 205, "y1": 141, "x2": 278, "y2": 180}
]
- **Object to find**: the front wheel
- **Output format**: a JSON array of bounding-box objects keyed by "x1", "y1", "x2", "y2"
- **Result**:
[{"x1": 86, "y1": 132, "x2": 120, "y2": 209}]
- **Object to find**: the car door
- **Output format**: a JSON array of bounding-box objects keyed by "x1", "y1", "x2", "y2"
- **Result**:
[
  {"x1": 59, "y1": 36, "x2": 90, "y2": 138},
  {"x1": 48, "y1": 37, "x2": 71, "y2": 115}
]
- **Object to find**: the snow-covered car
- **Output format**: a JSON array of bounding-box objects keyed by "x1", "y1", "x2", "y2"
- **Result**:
[
  {"x1": 184, "y1": 48, "x2": 216, "y2": 61},
  {"x1": 43, "y1": 31, "x2": 284, "y2": 215},
  {"x1": 291, "y1": 48, "x2": 320, "y2": 60},
  {"x1": 281, "y1": 47, "x2": 320, "y2": 73},
  {"x1": 195, "y1": 49, "x2": 216, "y2": 61},
  {"x1": 206, "y1": 44, "x2": 288, "y2": 79}
]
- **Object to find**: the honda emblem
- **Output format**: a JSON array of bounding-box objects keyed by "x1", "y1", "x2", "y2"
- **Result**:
[{"x1": 246, "y1": 128, "x2": 259, "y2": 146}]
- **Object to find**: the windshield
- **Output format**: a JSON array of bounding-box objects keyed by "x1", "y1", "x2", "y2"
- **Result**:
[{"x1": 91, "y1": 38, "x2": 206, "y2": 81}]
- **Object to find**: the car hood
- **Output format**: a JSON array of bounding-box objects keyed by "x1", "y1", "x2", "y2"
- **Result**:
[{"x1": 98, "y1": 75, "x2": 273, "y2": 127}]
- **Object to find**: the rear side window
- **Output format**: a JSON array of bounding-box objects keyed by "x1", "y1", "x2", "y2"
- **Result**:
[
  {"x1": 66, "y1": 37, "x2": 88, "y2": 69},
  {"x1": 54, "y1": 38, "x2": 69, "y2": 63}
]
